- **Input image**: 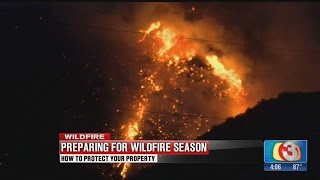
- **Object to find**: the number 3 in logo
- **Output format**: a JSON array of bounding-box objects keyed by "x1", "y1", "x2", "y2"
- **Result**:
[
  {"x1": 273, "y1": 141, "x2": 301, "y2": 161},
  {"x1": 279, "y1": 141, "x2": 301, "y2": 161}
]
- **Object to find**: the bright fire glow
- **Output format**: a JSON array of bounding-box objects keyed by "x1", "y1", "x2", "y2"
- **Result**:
[
  {"x1": 205, "y1": 55, "x2": 245, "y2": 99},
  {"x1": 117, "y1": 21, "x2": 247, "y2": 178},
  {"x1": 139, "y1": 21, "x2": 161, "y2": 42},
  {"x1": 156, "y1": 28, "x2": 177, "y2": 56},
  {"x1": 120, "y1": 103, "x2": 145, "y2": 178}
]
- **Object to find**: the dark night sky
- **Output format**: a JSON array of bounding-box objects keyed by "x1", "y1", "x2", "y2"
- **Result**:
[
  {"x1": 0, "y1": 3, "x2": 110, "y2": 179},
  {"x1": 1, "y1": 2, "x2": 320, "y2": 180}
]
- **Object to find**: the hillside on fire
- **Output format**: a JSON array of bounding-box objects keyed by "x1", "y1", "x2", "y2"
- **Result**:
[
  {"x1": 3, "y1": 3, "x2": 320, "y2": 180},
  {"x1": 131, "y1": 92, "x2": 320, "y2": 180}
]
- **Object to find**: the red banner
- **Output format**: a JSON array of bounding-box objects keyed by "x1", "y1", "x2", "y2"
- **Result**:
[
  {"x1": 59, "y1": 133, "x2": 111, "y2": 140},
  {"x1": 59, "y1": 140, "x2": 209, "y2": 155}
]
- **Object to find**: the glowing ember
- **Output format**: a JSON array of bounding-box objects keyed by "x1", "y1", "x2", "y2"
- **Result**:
[{"x1": 189, "y1": 6, "x2": 196, "y2": 12}]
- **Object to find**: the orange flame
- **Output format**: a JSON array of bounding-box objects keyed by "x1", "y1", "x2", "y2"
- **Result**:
[
  {"x1": 156, "y1": 28, "x2": 177, "y2": 56},
  {"x1": 139, "y1": 21, "x2": 161, "y2": 42},
  {"x1": 139, "y1": 21, "x2": 246, "y2": 99},
  {"x1": 118, "y1": 21, "x2": 247, "y2": 178},
  {"x1": 120, "y1": 103, "x2": 145, "y2": 179},
  {"x1": 205, "y1": 55, "x2": 245, "y2": 99}
]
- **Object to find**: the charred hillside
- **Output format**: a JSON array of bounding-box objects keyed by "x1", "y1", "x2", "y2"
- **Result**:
[{"x1": 133, "y1": 92, "x2": 320, "y2": 180}]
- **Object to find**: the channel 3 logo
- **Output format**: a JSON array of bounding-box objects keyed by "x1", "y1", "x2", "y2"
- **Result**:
[
  {"x1": 264, "y1": 140, "x2": 307, "y2": 163},
  {"x1": 264, "y1": 140, "x2": 307, "y2": 171},
  {"x1": 273, "y1": 141, "x2": 301, "y2": 161}
]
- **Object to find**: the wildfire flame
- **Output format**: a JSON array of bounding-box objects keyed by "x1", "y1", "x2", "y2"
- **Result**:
[
  {"x1": 117, "y1": 21, "x2": 247, "y2": 178},
  {"x1": 139, "y1": 21, "x2": 161, "y2": 42},
  {"x1": 205, "y1": 55, "x2": 245, "y2": 99},
  {"x1": 156, "y1": 28, "x2": 177, "y2": 56},
  {"x1": 120, "y1": 103, "x2": 145, "y2": 178}
]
